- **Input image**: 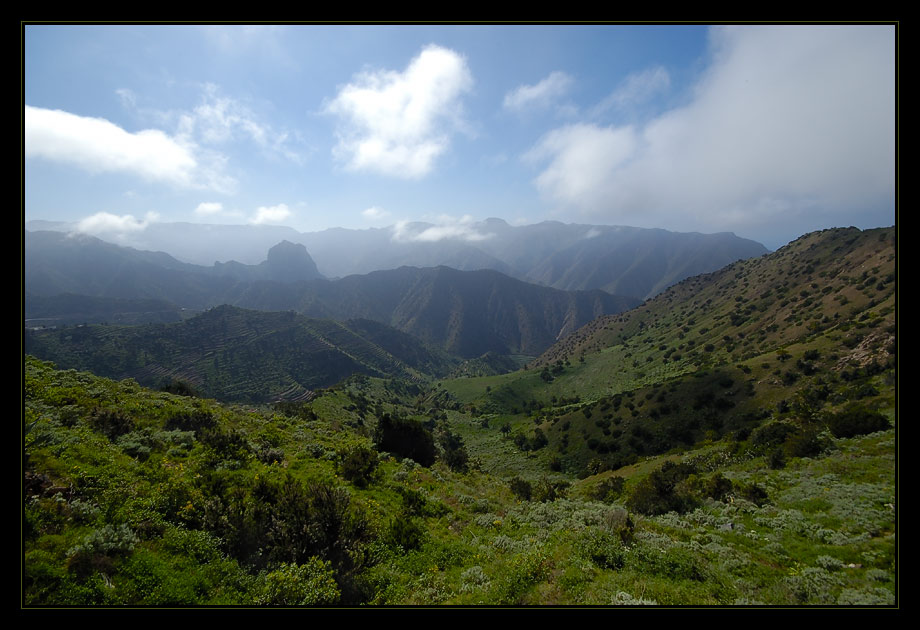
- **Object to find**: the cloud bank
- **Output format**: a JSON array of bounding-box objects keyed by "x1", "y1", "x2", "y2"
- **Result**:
[
  {"x1": 326, "y1": 45, "x2": 473, "y2": 178},
  {"x1": 527, "y1": 26, "x2": 895, "y2": 236}
]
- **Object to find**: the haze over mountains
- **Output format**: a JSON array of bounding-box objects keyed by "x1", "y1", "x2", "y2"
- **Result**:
[{"x1": 25, "y1": 219, "x2": 768, "y2": 300}]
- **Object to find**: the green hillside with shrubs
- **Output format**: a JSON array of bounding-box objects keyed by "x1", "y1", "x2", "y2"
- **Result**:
[{"x1": 23, "y1": 226, "x2": 896, "y2": 606}]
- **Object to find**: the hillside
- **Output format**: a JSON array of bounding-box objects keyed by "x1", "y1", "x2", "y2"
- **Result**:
[
  {"x1": 438, "y1": 226, "x2": 895, "y2": 476},
  {"x1": 23, "y1": 351, "x2": 895, "y2": 605},
  {"x1": 22, "y1": 226, "x2": 897, "y2": 606},
  {"x1": 25, "y1": 306, "x2": 458, "y2": 403}
]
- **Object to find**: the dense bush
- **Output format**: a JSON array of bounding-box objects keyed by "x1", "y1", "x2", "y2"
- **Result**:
[
  {"x1": 387, "y1": 516, "x2": 425, "y2": 552},
  {"x1": 437, "y1": 428, "x2": 470, "y2": 472},
  {"x1": 576, "y1": 527, "x2": 626, "y2": 569},
  {"x1": 826, "y1": 405, "x2": 890, "y2": 438},
  {"x1": 340, "y1": 445, "x2": 379, "y2": 487},
  {"x1": 165, "y1": 409, "x2": 216, "y2": 434},
  {"x1": 374, "y1": 413, "x2": 436, "y2": 467},
  {"x1": 509, "y1": 476, "x2": 532, "y2": 501},
  {"x1": 90, "y1": 409, "x2": 135, "y2": 440},
  {"x1": 627, "y1": 461, "x2": 698, "y2": 515}
]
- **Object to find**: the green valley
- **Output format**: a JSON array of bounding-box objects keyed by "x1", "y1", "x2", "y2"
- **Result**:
[{"x1": 23, "y1": 226, "x2": 896, "y2": 606}]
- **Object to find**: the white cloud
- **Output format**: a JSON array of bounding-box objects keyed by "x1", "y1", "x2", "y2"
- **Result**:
[
  {"x1": 250, "y1": 203, "x2": 292, "y2": 225},
  {"x1": 591, "y1": 66, "x2": 670, "y2": 116},
  {"x1": 525, "y1": 123, "x2": 638, "y2": 209},
  {"x1": 326, "y1": 45, "x2": 473, "y2": 178},
  {"x1": 362, "y1": 206, "x2": 390, "y2": 220},
  {"x1": 73, "y1": 211, "x2": 160, "y2": 237},
  {"x1": 527, "y1": 25, "x2": 895, "y2": 237},
  {"x1": 25, "y1": 106, "x2": 237, "y2": 194},
  {"x1": 195, "y1": 201, "x2": 224, "y2": 215},
  {"x1": 25, "y1": 106, "x2": 205, "y2": 189},
  {"x1": 391, "y1": 215, "x2": 494, "y2": 243},
  {"x1": 504, "y1": 71, "x2": 574, "y2": 112}
]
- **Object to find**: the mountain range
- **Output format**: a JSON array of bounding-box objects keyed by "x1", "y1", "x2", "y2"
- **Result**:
[
  {"x1": 25, "y1": 230, "x2": 639, "y2": 358},
  {"x1": 25, "y1": 219, "x2": 769, "y2": 300}
]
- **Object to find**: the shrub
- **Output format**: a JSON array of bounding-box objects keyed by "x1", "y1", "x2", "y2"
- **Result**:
[
  {"x1": 576, "y1": 527, "x2": 626, "y2": 569},
  {"x1": 751, "y1": 421, "x2": 797, "y2": 448},
  {"x1": 626, "y1": 461, "x2": 698, "y2": 515},
  {"x1": 340, "y1": 445, "x2": 378, "y2": 488},
  {"x1": 90, "y1": 409, "x2": 134, "y2": 440},
  {"x1": 67, "y1": 523, "x2": 138, "y2": 577},
  {"x1": 387, "y1": 516, "x2": 425, "y2": 552},
  {"x1": 825, "y1": 405, "x2": 890, "y2": 438},
  {"x1": 256, "y1": 559, "x2": 340, "y2": 606},
  {"x1": 533, "y1": 478, "x2": 569, "y2": 503},
  {"x1": 437, "y1": 428, "x2": 470, "y2": 472},
  {"x1": 165, "y1": 409, "x2": 215, "y2": 433},
  {"x1": 590, "y1": 476, "x2": 625, "y2": 503},
  {"x1": 702, "y1": 473, "x2": 734, "y2": 501},
  {"x1": 373, "y1": 413, "x2": 436, "y2": 467},
  {"x1": 509, "y1": 477, "x2": 532, "y2": 501}
]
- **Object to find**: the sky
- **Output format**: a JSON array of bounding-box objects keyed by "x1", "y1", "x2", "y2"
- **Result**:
[{"x1": 24, "y1": 24, "x2": 896, "y2": 250}]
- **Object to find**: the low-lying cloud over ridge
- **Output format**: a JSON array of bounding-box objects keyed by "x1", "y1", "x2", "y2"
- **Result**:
[{"x1": 391, "y1": 215, "x2": 494, "y2": 243}]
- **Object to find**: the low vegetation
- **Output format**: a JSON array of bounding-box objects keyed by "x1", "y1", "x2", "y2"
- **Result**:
[{"x1": 23, "y1": 227, "x2": 896, "y2": 606}]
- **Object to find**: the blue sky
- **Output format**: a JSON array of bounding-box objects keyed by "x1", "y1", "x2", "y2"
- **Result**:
[{"x1": 24, "y1": 24, "x2": 895, "y2": 249}]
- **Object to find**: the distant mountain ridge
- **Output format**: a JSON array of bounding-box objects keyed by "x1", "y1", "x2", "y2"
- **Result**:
[
  {"x1": 25, "y1": 231, "x2": 640, "y2": 358},
  {"x1": 26, "y1": 219, "x2": 768, "y2": 300}
]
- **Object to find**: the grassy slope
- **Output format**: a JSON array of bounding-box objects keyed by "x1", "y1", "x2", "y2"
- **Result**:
[
  {"x1": 23, "y1": 362, "x2": 895, "y2": 605},
  {"x1": 23, "y1": 227, "x2": 896, "y2": 606}
]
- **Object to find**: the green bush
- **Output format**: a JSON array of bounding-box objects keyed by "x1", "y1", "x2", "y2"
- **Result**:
[
  {"x1": 576, "y1": 527, "x2": 626, "y2": 569},
  {"x1": 340, "y1": 445, "x2": 378, "y2": 488},
  {"x1": 626, "y1": 461, "x2": 698, "y2": 515},
  {"x1": 387, "y1": 516, "x2": 425, "y2": 552},
  {"x1": 437, "y1": 427, "x2": 470, "y2": 472},
  {"x1": 374, "y1": 413, "x2": 436, "y2": 467},
  {"x1": 533, "y1": 478, "x2": 569, "y2": 503},
  {"x1": 825, "y1": 405, "x2": 890, "y2": 438},
  {"x1": 256, "y1": 559, "x2": 340, "y2": 606},
  {"x1": 509, "y1": 476, "x2": 532, "y2": 501},
  {"x1": 90, "y1": 409, "x2": 135, "y2": 440}
]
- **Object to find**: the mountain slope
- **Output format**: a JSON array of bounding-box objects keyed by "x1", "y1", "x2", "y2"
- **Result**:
[
  {"x1": 439, "y1": 226, "x2": 895, "y2": 475},
  {"x1": 236, "y1": 266, "x2": 640, "y2": 358},
  {"x1": 25, "y1": 305, "x2": 458, "y2": 402}
]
